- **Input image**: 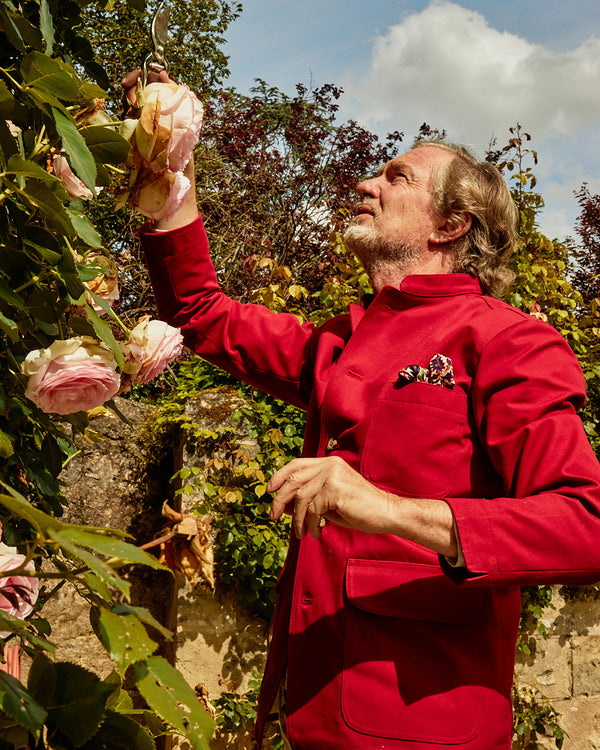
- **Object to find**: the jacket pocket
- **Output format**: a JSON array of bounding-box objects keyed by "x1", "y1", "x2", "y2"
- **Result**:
[
  {"x1": 341, "y1": 559, "x2": 490, "y2": 744},
  {"x1": 360, "y1": 381, "x2": 468, "y2": 498}
]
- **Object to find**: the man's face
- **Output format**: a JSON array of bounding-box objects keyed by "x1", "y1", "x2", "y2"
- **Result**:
[{"x1": 344, "y1": 145, "x2": 454, "y2": 273}]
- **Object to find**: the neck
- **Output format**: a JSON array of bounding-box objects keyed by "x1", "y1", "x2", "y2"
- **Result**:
[{"x1": 368, "y1": 251, "x2": 456, "y2": 294}]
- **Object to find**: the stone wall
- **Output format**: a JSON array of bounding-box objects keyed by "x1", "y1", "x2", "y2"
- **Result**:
[
  {"x1": 45, "y1": 391, "x2": 600, "y2": 749},
  {"x1": 514, "y1": 588, "x2": 600, "y2": 749}
]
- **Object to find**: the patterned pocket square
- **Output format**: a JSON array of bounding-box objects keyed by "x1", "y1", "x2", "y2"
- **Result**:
[{"x1": 397, "y1": 353, "x2": 455, "y2": 389}]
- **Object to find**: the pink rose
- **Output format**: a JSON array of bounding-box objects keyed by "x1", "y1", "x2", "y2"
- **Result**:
[
  {"x1": 22, "y1": 336, "x2": 121, "y2": 415},
  {"x1": 121, "y1": 319, "x2": 183, "y2": 384},
  {"x1": 127, "y1": 166, "x2": 191, "y2": 222},
  {"x1": 133, "y1": 82, "x2": 203, "y2": 173},
  {"x1": 0, "y1": 552, "x2": 39, "y2": 622},
  {"x1": 53, "y1": 153, "x2": 94, "y2": 201}
]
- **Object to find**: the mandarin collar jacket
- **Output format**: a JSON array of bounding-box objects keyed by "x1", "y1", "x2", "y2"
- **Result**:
[{"x1": 141, "y1": 215, "x2": 600, "y2": 749}]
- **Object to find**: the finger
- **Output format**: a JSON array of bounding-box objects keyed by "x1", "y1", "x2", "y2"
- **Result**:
[
  {"x1": 121, "y1": 69, "x2": 142, "y2": 88},
  {"x1": 290, "y1": 474, "x2": 326, "y2": 539},
  {"x1": 269, "y1": 461, "x2": 322, "y2": 521},
  {"x1": 267, "y1": 458, "x2": 321, "y2": 494},
  {"x1": 305, "y1": 502, "x2": 324, "y2": 541}
]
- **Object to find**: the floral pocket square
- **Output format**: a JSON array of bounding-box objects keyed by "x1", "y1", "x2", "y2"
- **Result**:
[{"x1": 396, "y1": 353, "x2": 455, "y2": 389}]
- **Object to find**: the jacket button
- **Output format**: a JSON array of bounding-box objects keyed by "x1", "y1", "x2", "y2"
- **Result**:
[{"x1": 326, "y1": 437, "x2": 338, "y2": 451}]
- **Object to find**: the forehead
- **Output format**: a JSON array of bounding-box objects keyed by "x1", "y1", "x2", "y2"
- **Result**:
[{"x1": 379, "y1": 145, "x2": 455, "y2": 180}]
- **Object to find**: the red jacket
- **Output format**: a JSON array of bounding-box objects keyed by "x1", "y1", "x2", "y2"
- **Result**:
[{"x1": 141, "y1": 216, "x2": 600, "y2": 749}]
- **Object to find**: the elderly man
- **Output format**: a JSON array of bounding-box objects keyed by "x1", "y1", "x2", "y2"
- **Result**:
[{"x1": 140, "y1": 140, "x2": 600, "y2": 750}]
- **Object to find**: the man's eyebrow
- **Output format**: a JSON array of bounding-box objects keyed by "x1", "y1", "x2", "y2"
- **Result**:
[{"x1": 387, "y1": 160, "x2": 415, "y2": 179}]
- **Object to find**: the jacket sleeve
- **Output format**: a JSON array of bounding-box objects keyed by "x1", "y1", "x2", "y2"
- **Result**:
[
  {"x1": 139, "y1": 215, "x2": 317, "y2": 410},
  {"x1": 443, "y1": 318, "x2": 600, "y2": 587}
]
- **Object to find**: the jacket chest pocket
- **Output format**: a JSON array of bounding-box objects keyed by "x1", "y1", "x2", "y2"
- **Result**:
[{"x1": 359, "y1": 381, "x2": 468, "y2": 498}]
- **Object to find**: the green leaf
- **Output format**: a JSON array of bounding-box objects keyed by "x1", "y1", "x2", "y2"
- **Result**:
[
  {"x1": 0, "y1": 429, "x2": 14, "y2": 459},
  {"x1": 84, "y1": 710, "x2": 156, "y2": 750},
  {"x1": 0, "y1": 485, "x2": 64, "y2": 536},
  {"x1": 66, "y1": 208, "x2": 103, "y2": 248},
  {"x1": 0, "y1": 80, "x2": 16, "y2": 119},
  {"x1": 21, "y1": 52, "x2": 79, "y2": 100},
  {"x1": 18, "y1": 180, "x2": 73, "y2": 235},
  {"x1": 0, "y1": 310, "x2": 18, "y2": 342},
  {"x1": 52, "y1": 107, "x2": 97, "y2": 192},
  {"x1": 0, "y1": 672, "x2": 47, "y2": 737},
  {"x1": 125, "y1": 0, "x2": 147, "y2": 10},
  {"x1": 5, "y1": 154, "x2": 68, "y2": 199},
  {"x1": 0, "y1": 276, "x2": 25, "y2": 310},
  {"x1": 47, "y1": 662, "x2": 113, "y2": 747},
  {"x1": 28, "y1": 653, "x2": 57, "y2": 708},
  {"x1": 95, "y1": 608, "x2": 158, "y2": 673},
  {"x1": 0, "y1": 611, "x2": 55, "y2": 653},
  {"x1": 0, "y1": 6, "x2": 43, "y2": 51},
  {"x1": 85, "y1": 302, "x2": 125, "y2": 369},
  {"x1": 40, "y1": 0, "x2": 55, "y2": 56},
  {"x1": 54, "y1": 527, "x2": 166, "y2": 571},
  {"x1": 83, "y1": 126, "x2": 131, "y2": 165},
  {"x1": 132, "y1": 657, "x2": 214, "y2": 750},
  {"x1": 112, "y1": 603, "x2": 173, "y2": 641},
  {"x1": 48, "y1": 530, "x2": 132, "y2": 599}
]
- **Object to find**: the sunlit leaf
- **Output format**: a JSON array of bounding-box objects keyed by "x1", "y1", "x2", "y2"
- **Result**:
[
  {"x1": 85, "y1": 302, "x2": 125, "y2": 369},
  {"x1": 52, "y1": 107, "x2": 97, "y2": 192},
  {"x1": 66, "y1": 208, "x2": 103, "y2": 248},
  {"x1": 132, "y1": 657, "x2": 213, "y2": 750},
  {"x1": 21, "y1": 52, "x2": 79, "y2": 100},
  {"x1": 94, "y1": 607, "x2": 158, "y2": 673},
  {"x1": 83, "y1": 126, "x2": 131, "y2": 165},
  {"x1": 40, "y1": 0, "x2": 55, "y2": 56}
]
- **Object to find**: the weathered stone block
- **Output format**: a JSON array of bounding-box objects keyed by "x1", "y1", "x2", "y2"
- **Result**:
[
  {"x1": 515, "y1": 636, "x2": 572, "y2": 700},
  {"x1": 573, "y1": 635, "x2": 600, "y2": 697}
]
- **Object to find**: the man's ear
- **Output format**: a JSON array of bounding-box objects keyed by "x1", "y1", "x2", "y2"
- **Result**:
[{"x1": 430, "y1": 212, "x2": 472, "y2": 245}]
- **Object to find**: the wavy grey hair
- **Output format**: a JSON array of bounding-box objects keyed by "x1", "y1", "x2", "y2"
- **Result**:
[{"x1": 414, "y1": 141, "x2": 518, "y2": 298}]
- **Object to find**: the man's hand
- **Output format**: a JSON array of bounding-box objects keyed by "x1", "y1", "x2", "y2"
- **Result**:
[
  {"x1": 268, "y1": 456, "x2": 459, "y2": 557},
  {"x1": 268, "y1": 456, "x2": 398, "y2": 540},
  {"x1": 121, "y1": 68, "x2": 172, "y2": 109}
]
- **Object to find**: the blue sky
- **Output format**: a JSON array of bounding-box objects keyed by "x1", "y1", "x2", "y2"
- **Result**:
[{"x1": 222, "y1": 1, "x2": 600, "y2": 241}]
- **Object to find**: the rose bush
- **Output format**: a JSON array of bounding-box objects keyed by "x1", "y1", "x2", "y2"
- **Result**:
[
  {"x1": 22, "y1": 337, "x2": 121, "y2": 415},
  {"x1": 121, "y1": 318, "x2": 184, "y2": 384}
]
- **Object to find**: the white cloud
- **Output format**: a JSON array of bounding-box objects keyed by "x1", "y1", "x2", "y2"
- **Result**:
[{"x1": 343, "y1": 1, "x2": 600, "y2": 150}]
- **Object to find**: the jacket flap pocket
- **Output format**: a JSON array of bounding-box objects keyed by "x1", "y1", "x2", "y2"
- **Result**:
[{"x1": 345, "y1": 559, "x2": 489, "y2": 624}]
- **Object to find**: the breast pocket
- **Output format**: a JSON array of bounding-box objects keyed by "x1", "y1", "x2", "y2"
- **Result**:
[
  {"x1": 360, "y1": 381, "x2": 468, "y2": 498},
  {"x1": 341, "y1": 559, "x2": 490, "y2": 744}
]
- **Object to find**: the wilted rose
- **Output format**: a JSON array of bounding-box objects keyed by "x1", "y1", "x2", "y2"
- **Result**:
[
  {"x1": 127, "y1": 166, "x2": 190, "y2": 222},
  {"x1": 76, "y1": 98, "x2": 112, "y2": 127},
  {"x1": 84, "y1": 252, "x2": 120, "y2": 313},
  {"x1": 53, "y1": 153, "x2": 94, "y2": 201},
  {"x1": 22, "y1": 336, "x2": 121, "y2": 415},
  {"x1": 0, "y1": 550, "x2": 39, "y2": 622},
  {"x1": 132, "y1": 82, "x2": 203, "y2": 173},
  {"x1": 121, "y1": 318, "x2": 183, "y2": 384}
]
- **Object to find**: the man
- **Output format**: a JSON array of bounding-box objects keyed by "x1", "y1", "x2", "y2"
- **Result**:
[{"x1": 140, "y1": 139, "x2": 600, "y2": 749}]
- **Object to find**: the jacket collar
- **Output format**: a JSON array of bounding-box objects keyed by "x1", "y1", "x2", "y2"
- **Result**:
[{"x1": 349, "y1": 273, "x2": 483, "y2": 330}]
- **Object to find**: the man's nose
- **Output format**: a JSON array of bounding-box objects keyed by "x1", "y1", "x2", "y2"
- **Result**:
[{"x1": 356, "y1": 175, "x2": 381, "y2": 198}]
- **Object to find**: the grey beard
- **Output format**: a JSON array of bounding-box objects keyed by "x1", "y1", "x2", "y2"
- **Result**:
[{"x1": 343, "y1": 223, "x2": 422, "y2": 278}]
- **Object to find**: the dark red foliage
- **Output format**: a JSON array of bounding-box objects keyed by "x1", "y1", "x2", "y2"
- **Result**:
[
  {"x1": 195, "y1": 82, "x2": 403, "y2": 304},
  {"x1": 572, "y1": 185, "x2": 600, "y2": 301}
]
